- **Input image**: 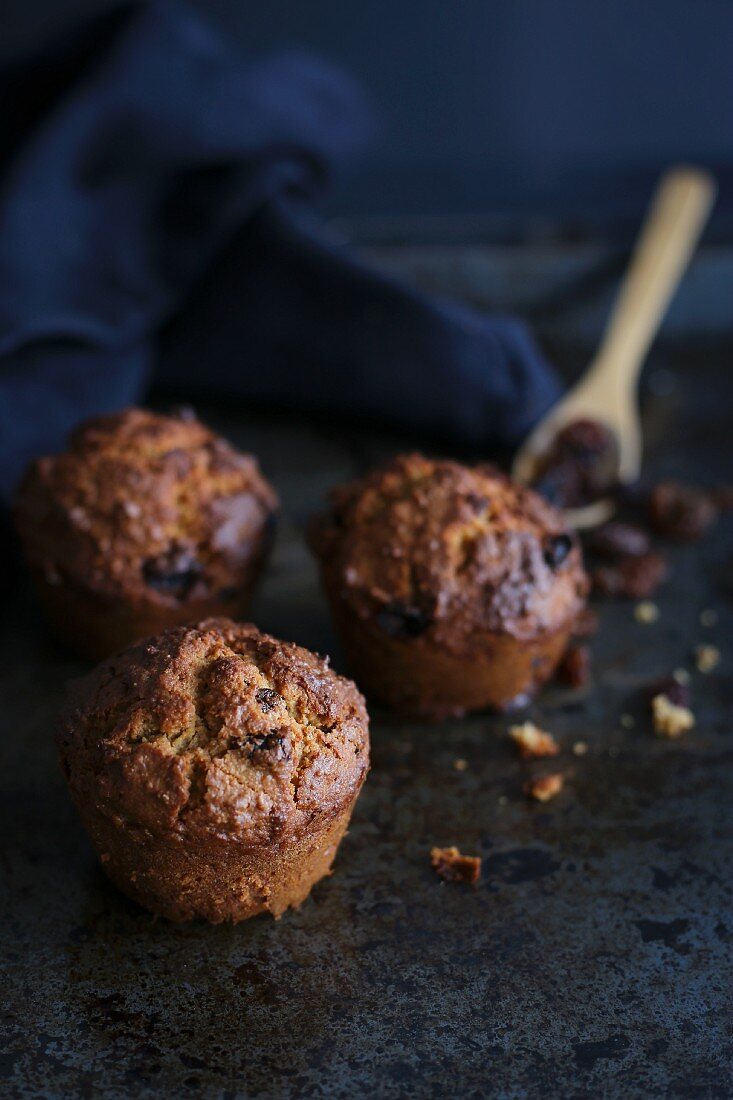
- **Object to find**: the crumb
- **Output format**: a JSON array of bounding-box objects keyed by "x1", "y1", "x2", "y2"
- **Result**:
[
  {"x1": 430, "y1": 846, "x2": 481, "y2": 884},
  {"x1": 509, "y1": 721, "x2": 560, "y2": 759},
  {"x1": 573, "y1": 606, "x2": 600, "y2": 639},
  {"x1": 620, "y1": 713, "x2": 635, "y2": 729},
  {"x1": 673, "y1": 668, "x2": 691, "y2": 686},
  {"x1": 453, "y1": 758, "x2": 468, "y2": 772},
  {"x1": 497, "y1": 795, "x2": 508, "y2": 807},
  {"x1": 652, "y1": 693, "x2": 695, "y2": 738},
  {"x1": 608, "y1": 745, "x2": 620, "y2": 758},
  {"x1": 649, "y1": 481, "x2": 718, "y2": 541},
  {"x1": 634, "y1": 600, "x2": 659, "y2": 624},
  {"x1": 699, "y1": 608, "x2": 718, "y2": 628},
  {"x1": 524, "y1": 773, "x2": 564, "y2": 802},
  {"x1": 556, "y1": 644, "x2": 591, "y2": 688},
  {"x1": 694, "y1": 644, "x2": 720, "y2": 674},
  {"x1": 572, "y1": 740, "x2": 588, "y2": 756}
]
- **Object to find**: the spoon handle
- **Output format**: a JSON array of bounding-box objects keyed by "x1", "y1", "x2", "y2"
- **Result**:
[{"x1": 591, "y1": 167, "x2": 716, "y2": 391}]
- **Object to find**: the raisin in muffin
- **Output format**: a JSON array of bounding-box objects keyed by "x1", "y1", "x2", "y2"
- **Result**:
[
  {"x1": 57, "y1": 618, "x2": 369, "y2": 923},
  {"x1": 14, "y1": 408, "x2": 278, "y2": 660},
  {"x1": 310, "y1": 453, "x2": 589, "y2": 719}
]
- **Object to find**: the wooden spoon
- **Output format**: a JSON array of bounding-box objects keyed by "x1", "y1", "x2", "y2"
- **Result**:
[{"x1": 512, "y1": 167, "x2": 716, "y2": 528}]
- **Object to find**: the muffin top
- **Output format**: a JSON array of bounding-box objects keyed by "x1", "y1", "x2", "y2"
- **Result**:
[
  {"x1": 14, "y1": 408, "x2": 278, "y2": 606},
  {"x1": 312, "y1": 453, "x2": 588, "y2": 647},
  {"x1": 58, "y1": 619, "x2": 369, "y2": 847}
]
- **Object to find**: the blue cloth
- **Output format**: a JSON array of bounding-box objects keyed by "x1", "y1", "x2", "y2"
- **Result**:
[{"x1": 0, "y1": 0, "x2": 560, "y2": 501}]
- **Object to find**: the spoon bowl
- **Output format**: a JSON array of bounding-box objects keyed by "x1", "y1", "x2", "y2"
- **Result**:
[{"x1": 512, "y1": 167, "x2": 716, "y2": 528}]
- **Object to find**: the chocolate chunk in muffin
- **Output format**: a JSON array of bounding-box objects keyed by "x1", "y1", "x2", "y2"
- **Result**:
[
  {"x1": 310, "y1": 453, "x2": 589, "y2": 719},
  {"x1": 57, "y1": 618, "x2": 369, "y2": 923},
  {"x1": 14, "y1": 408, "x2": 278, "y2": 659}
]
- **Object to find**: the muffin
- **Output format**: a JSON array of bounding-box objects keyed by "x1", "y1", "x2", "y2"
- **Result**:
[
  {"x1": 57, "y1": 618, "x2": 369, "y2": 923},
  {"x1": 310, "y1": 453, "x2": 589, "y2": 719},
  {"x1": 14, "y1": 408, "x2": 278, "y2": 660}
]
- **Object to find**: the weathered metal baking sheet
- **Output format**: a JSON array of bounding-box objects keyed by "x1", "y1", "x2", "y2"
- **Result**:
[{"x1": 1, "y1": 335, "x2": 731, "y2": 1097}]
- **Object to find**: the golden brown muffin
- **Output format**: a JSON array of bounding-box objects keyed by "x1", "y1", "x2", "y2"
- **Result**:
[
  {"x1": 57, "y1": 618, "x2": 370, "y2": 923},
  {"x1": 310, "y1": 453, "x2": 589, "y2": 720},
  {"x1": 14, "y1": 408, "x2": 278, "y2": 660}
]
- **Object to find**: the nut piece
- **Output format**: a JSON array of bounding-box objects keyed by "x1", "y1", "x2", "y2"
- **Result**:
[
  {"x1": 509, "y1": 721, "x2": 560, "y2": 759},
  {"x1": 524, "y1": 773, "x2": 564, "y2": 802},
  {"x1": 694, "y1": 644, "x2": 720, "y2": 674},
  {"x1": 453, "y1": 758, "x2": 468, "y2": 772},
  {"x1": 430, "y1": 846, "x2": 481, "y2": 884},
  {"x1": 652, "y1": 693, "x2": 695, "y2": 739}
]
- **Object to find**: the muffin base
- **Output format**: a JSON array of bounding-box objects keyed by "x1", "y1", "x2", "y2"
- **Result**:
[
  {"x1": 325, "y1": 597, "x2": 575, "y2": 720},
  {"x1": 30, "y1": 571, "x2": 263, "y2": 662},
  {"x1": 77, "y1": 804, "x2": 354, "y2": 923}
]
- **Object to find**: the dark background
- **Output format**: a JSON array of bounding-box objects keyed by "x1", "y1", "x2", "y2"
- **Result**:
[{"x1": 4, "y1": 0, "x2": 733, "y2": 238}]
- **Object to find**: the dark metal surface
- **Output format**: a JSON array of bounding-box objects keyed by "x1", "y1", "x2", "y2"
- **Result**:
[{"x1": 2, "y1": 344, "x2": 733, "y2": 1098}]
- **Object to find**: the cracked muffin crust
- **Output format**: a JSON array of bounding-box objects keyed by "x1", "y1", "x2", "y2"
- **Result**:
[
  {"x1": 58, "y1": 618, "x2": 370, "y2": 922},
  {"x1": 311, "y1": 453, "x2": 588, "y2": 719},
  {"x1": 14, "y1": 407, "x2": 278, "y2": 660}
]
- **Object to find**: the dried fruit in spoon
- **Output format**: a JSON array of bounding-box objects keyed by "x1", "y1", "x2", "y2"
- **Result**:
[{"x1": 531, "y1": 418, "x2": 619, "y2": 509}]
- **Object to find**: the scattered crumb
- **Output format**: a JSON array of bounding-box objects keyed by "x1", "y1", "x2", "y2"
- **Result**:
[
  {"x1": 634, "y1": 600, "x2": 659, "y2": 624},
  {"x1": 699, "y1": 608, "x2": 719, "y2": 628},
  {"x1": 694, "y1": 644, "x2": 720, "y2": 674},
  {"x1": 572, "y1": 740, "x2": 588, "y2": 756},
  {"x1": 524, "y1": 773, "x2": 564, "y2": 802},
  {"x1": 509, "y1": 721, "x2": 560, "y2": 759},
  {"x1": 453, "y1": 758, "x2": 468, "y2": 772},
  {"x1": 673, "y1": 668, "x2": 691, "y2": 686},
  {"x1": 652, "y1": 693, "x2": 695, "y2": 738},
  {"x1": 497, "y1": 795, "x2": 508, "y2": 807},
  {"x1": 430, "y1": 846, "x2": 481, "y2": 884},
  {"x1": 608, "y1": 745, "x2": 621, "y2": 758},
  {"x1": 556, "y1": 644, "x2": 591, "y2": 688},
  {"x1": 620, "y1": 713, "x2": 635, "y2": 729}
]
